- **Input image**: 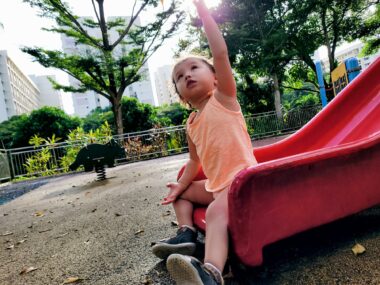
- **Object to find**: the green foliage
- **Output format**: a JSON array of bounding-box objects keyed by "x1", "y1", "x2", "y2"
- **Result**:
[
  {"x1": 24, "y1": 134, "x2": 62, "y2": 177},
  {"x1": 155, "y1": 103, "x2": 191, "y2": 126},
  {"x1": 12, "y1": 106, "x2": 81, "y2": 148},
  {"x1": 82, "y1": 107, "x2": 114, "y2": 133},
  {"x1": 357, "y1": 4, "x2": 380, "y2": 56},
  {"x1": 81, "y1": 99, "x2": 192, "y2": 133},
  {"x1": 60, "y1": 121, "x2": 113, "y2": 172},
  {"x1": 237, "y1": 76, "x2": 274, "y2": 115},
  {"x1": 121, "y1": 97, "x2": 159, "y2": 132},
  {"x1": 0, "y1": 114, "x2": 28, "y2": 149}
]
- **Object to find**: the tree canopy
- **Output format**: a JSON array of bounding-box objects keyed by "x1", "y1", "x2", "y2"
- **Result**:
[{"x1": 22, "y1": 0, "x2": 185, "y2": 135}]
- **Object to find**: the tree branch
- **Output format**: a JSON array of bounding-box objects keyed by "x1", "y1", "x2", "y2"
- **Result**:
[
  {"x1": 47, "y1": 0, "x2": 101, "y2": 48},
  {"x1": 111, "y1": 0, "x2": 149, "y2": 49},
  {"x1": 281, "y1": 84, "x2": 319, "y2": 93}
]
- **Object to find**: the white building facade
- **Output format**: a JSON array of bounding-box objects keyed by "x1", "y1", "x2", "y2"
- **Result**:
[
  {"x1": 29, "y1": 75, "x2": 64, "y2": 109},
  {"x1": 61, "y1": 16, "x2": 155, "y2": 118},
  {"x1": 0, "y1": 50, "x2": 39, "y2": 122},
  {"x1": 154, "y1": 64, "x2": 179, "y2": 106}
]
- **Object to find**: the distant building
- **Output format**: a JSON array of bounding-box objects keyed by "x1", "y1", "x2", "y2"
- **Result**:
[
  {"x1": 61, "y1": 16, "x2": 155, "y2": 117},
  {"x1": 29, "y1": 75, "x2": 64, "y2": 109},
  {"x1": 154, "y1": 65, "x2": 179, "y2": 106},
  {"x1": 0, "y1": 50, "x2": 39, "y2": 122}
]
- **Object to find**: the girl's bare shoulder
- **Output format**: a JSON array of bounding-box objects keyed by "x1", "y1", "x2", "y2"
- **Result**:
[{"x1": 213, "y1": 90, "x2": 240, "y2": 112}]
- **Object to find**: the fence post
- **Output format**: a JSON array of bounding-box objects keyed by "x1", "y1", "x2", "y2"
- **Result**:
[{"x1": 6, "y1": 150, "x2": 15, "y2": 180}]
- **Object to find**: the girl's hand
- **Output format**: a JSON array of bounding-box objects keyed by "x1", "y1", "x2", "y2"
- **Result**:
[{"x1": 161, "y1": 182, "x2": 187, "y2": 205}]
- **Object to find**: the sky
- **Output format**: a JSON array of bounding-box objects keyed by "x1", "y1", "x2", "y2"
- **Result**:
[{"x1": 0, "y1": 0, "x2": 221, "y2": 114}]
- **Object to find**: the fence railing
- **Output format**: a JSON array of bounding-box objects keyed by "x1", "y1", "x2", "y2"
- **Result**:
[{"x1": 0, "y1": 104, "x2": 321, "y2": 181}]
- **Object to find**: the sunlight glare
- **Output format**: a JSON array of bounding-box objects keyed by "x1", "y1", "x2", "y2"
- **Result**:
[
  {"x1": 183, "y1": 0, "x2": 221, "y2": 14},
  {"x1": 203, "y1": 0, "x2": 221, "y2": 8}
]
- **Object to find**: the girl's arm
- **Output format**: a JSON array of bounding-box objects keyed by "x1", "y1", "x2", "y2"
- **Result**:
[
  {"x1": 162, "y1": 134, "x2": 201, "y2": 205},
  {"x1": 194, "y1": 0, "x2": 236, "y2": 99},
  {"x1": 178, "y1": 134, "x2": 201, "y2": 187}
]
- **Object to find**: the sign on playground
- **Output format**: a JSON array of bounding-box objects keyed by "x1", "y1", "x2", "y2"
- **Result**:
[{"x1": 331, "y1": 62, "x2": 349, "y2": 96}]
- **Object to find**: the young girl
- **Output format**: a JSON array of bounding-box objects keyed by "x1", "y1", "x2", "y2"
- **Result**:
[{"x1": 152, "y1": 0, "x2": 257, "y2": 284}]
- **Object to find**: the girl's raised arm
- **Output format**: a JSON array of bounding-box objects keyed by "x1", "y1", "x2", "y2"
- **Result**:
[{"x1": 194, "y1": 0, "x2": 236, "y2": 98}]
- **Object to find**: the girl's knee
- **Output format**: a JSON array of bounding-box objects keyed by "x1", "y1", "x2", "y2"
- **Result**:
[{"x1": 206, "y1": 198, "x2": 228, "y2": 222}]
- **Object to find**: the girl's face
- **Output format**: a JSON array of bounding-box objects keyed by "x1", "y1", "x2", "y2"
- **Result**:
[{"x1": 173, "y1": 58, "x2": 216, "y2": 104}]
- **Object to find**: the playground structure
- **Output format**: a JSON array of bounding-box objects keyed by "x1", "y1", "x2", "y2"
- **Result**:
[
  {"x1": 178, "y1": 57, "x2": 380, "y2": 266},
  {"x1": 69, "y1": 139, "x2": 125, "y2": 181}
]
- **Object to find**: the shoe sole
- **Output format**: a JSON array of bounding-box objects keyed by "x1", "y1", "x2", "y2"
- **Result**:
[
  {"x1": 166, "y1": 254, "x2": 203, "y2": 285},
  {"x1": 152, "y1": 242, "x2": 196, "y2": 259}
]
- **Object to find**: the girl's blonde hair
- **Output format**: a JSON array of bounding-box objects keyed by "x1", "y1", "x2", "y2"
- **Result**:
[{"x1": 171, "y1": 55, "x2": 215, "y2": 109}]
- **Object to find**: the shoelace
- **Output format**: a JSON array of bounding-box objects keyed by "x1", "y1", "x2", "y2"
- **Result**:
[{"x1": 204, "y1": 263, "x2": 223, "y2": 285}]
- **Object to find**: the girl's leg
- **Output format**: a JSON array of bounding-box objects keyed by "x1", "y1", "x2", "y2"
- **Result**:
[
  {"x1": 173, "y1": 180, "x2": 214, "y2": 227},
  {"x1": 152, "y1": 180, "x2": 214, "y2": 259},
  {"x1": 204, "y1": 187, "x2": 229, "y2": 272}
]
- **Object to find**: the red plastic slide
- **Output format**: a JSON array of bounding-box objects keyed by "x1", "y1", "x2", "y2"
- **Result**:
[{"x1": 178, "y1": 57, "x2": 380, "y2": 266}]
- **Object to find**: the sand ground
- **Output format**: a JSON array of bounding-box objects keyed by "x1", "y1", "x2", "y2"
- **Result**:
[{"x1": 0, "y1": 139, "x2": 379, "y2": 285}]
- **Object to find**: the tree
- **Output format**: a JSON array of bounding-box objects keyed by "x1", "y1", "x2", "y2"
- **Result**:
[
  {"x1": 155, "y1": 103, "x2": 191, "y2": 126},
  {"x1": 351, "y1": 3, "x2": 380, "y2": 56},
  {"x1": 13, "y1": 107, "x2": 81, "y2": 148},
  {"x1": 0, "y1": 115, "x2": 28, "y2": 149},
  {"x1": 311, "y1": 0, "x2": 379, "y2": 73},
  {"x1": 22, "y1": 0, "x2": 185, "y2": 135},
  {"x1": 82, "y1": 107, "x2": 113, "y2": 133},
  {"x1": 237, "y1": 75, "x2": 274, "y2": 115},
  {"x1": 213, "y1": 0, "x2": 378, "y2": 110},
  {"x1": 121, "y1": 96, "x2": 159, "y2": 133}
]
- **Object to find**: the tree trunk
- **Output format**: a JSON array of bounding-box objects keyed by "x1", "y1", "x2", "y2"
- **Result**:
[
  {"x1": 272, "y1": 73, "x2": 282, "y2": 119},
  {"x1": 112, "y1": 98, "x2": 124, "y2": 136}
]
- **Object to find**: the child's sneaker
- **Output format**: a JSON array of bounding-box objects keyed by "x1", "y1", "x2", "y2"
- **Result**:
[
  {"x1": 152, "y1": 226, "x2": 197, "y2": 259},
  {"x1": 166, "y1": 254, "x2": 224, "y2": 285}
]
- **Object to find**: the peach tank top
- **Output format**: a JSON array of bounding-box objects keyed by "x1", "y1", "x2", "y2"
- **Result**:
[{"x1": 187, "y1": 94, "x2": 257, "y2": 192}]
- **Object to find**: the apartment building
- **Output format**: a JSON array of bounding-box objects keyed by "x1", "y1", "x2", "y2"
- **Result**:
[
  {"x1": 29, "y1": 75, "x2": 63, "y2": 109},
  {"x1": 154, "y1": 64, "x2": 179, "y2": 106},
  {"x1": 0, "y1": 50, "x2": 39, "y2": 122}
]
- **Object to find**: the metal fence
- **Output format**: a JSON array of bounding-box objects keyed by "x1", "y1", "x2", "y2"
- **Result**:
[
  {"x1": 246, "y1": 104, "x2": 321, "y2": 138},
  {"x1": 0, "y1": 104, "x2": 321, "y2": 181}
]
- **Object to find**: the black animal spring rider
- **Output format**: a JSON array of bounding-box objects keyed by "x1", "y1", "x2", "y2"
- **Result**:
[{"x1": 69, "y1": 138, "x2": 126, "y2": 181}]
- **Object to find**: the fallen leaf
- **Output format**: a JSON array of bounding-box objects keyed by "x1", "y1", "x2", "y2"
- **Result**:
[
  {"x1": 38, "y1": 229, "x2": 52, "y2": 233},
  {"x1": 142, "y1": 276, "x2": 152, "y2": 284},
  {"x1": 352, "y1": 243, "x2": 366, "y2": 256},
  {"x1": 55, "y1": 233, "x2": 69, "y2": 239},
  {"x1": 1, "y1": 231, "x2": 13, "y2": 236},
  {"x1": 171, "y1": 221, "x2": 179, "y2": 227},
  {"x1": 34, "y1": 211, "x2": 45, "y2": 217},
  {"x1": 63, "y1": 277, "x2": 83, "y2": 284},
  {"x1": 20, "y1": 267, "x2": 38, "y2": 275},
  {"x1": 135, "y1": 229, "x2": 144, "y2": 235},
  {"x1": 114, "y1": 213, "x2": 122, "y2": 217},
  {"x1": 17, "y1": 240, "x2": 26, "y2": 244},
  {"x1": 6, "y1": 244, "x2": 14, "y2": 250}
]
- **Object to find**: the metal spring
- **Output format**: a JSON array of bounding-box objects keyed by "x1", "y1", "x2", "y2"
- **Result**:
[{"x1": 95, "y1": 165, "x2": 106, "y2": 181}]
